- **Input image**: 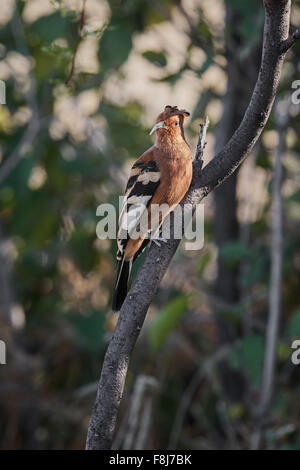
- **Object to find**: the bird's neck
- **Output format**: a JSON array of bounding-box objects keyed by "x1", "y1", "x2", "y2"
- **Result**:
[{"x1": 155, "y1": 132, "x2": 189, "y2": 154}]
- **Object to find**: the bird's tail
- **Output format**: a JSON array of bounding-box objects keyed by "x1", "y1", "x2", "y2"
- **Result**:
[{"x1": 112, "y1": 257, "x2": 132, "y2": 311}]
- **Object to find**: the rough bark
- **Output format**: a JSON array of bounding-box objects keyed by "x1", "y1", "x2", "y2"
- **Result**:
[{"x1": 86, "y1": 0, "x2": 298, "y2": 450}]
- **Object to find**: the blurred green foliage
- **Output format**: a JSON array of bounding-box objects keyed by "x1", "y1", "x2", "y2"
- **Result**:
[{"x1": 149, "y1": 295, "x2": 190, "y2": 351}]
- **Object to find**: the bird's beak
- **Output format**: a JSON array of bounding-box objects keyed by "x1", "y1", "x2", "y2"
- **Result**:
[{"x1": 149, "y1": 121, "x2": 168, "y2": 135}]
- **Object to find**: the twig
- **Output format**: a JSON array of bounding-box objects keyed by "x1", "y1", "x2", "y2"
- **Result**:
[
  {"x1": 280, "y1": 28, "x2": 300, "y2": 53},
  {"x1": 168, "y1": 344, "x2": 232, "y2": 449},
  {"x1": 134, "y1": 397, "x2": 153, "y2": 449},
  {"x1": 177, "y1": 1, "x2": 214, "y2": 57},
  {"x1": 195, "y1": 116, "x2": 209, "y2": 162},
  {"x1": 193, "y1": 116, "x2": 209, "y2": 182},
  {"x1": 0, "y1": 115, "x2": 50, "y2": 186},
  {"x1": 85, "y1": 0, "x2": 299, "y2": 450},
  {"x1": 120, "y1": 375, "x2": 158, "y2": 450},
  {"x1": 65, "y1": 0, "x2": 87, "y2": 86},
  {"x1": 0, "y1": 121, "x2": 38, "y2": 185}
]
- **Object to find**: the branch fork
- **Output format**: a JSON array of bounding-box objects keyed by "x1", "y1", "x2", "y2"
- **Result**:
[{"x1": 280, "y1": 28, "x2": 300, "y2": 53}]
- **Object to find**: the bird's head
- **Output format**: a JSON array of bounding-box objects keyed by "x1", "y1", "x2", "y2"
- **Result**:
[{"x1": 149, "y1": 105, "x2": 190, "y2": 140}]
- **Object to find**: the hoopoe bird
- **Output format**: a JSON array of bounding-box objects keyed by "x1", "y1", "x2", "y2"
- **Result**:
[{"x1": 112, "y1": 105, "x2": 192, "y2": 311}]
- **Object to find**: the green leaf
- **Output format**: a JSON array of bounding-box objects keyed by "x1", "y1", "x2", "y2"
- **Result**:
[
  {"x1": 241, "y1": 253, "x2": 268, "y2": 286},
  {"x1": 287, "y1": 310, "x2": 300, "y2": 340},
  {"x1": 31, "y1": 12, "x2": 70, "y2": 43},
  {"x1": 4, "y1": 154, "x2": 34, "y2": 196},
  {"x1": 99, "y1": 100, "x2": 150, "y2": 156},
  {"x1": 229, "y1": 344, "x2": 241, "y2": 370},
  {"x1": 242, "y1": 334, "x2": 264, "y2": 386},
  {"x1": 99, "y1": 22, "x2": 132, "y2": 72},
  {"x1": 220, "y1": 241, "x2": 253, "y2": 267},
  {"x1": 197, "y1": 251, "x2": 211, "y2": 276},
  {"x1": 227, "y1": 403, "x2": 245, "y2": 420},
  {"x1": 149, "y1": 295, "x2": 189, "y2": 351},
  {"x1": 286, "y1": 189, "x2": 300, "y2": 204},
  {"x1": 155, "y1": 65, "x2": 188, "y2": 85},
  {"x1": 278, "y1": 341, "x2": 291, "y2": 361},
  {"x1": 225, "y1": 0, "x2": 263, "y2": 54},
  {"x1": 195, "y1": 55, "x2": 213, "y2": 75},
  {"x1": 256, "y1": 149, "x2": 272, "y2": 169},
  {"x1": 191, "y1": 89, "x2": 214, "y2": 121},
  {"x1": 69, "y1": 227, "x2": 99, "y2": 273},
  {"x1": 30, "y1": 209, "x2": 59, "y2": 245},
  {"x1": 42, "y1": 43, "x2": 72, "y2": 64},
  {"x1": 142, "y1": 51, "x2": 167, "y2": 67},
  {"x1": 230, "y1": 334, "x2": 264, "y2": 386},
  {"x1": 279, "y1": 436, "x2": 300, "y2": 450}
]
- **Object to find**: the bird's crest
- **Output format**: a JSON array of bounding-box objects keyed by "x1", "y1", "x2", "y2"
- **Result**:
[{"x1": 157, "y1": 105, "x2": 190, "y2": 123}]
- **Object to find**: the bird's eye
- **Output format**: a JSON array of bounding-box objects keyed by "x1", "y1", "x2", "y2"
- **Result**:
[{"x1": 174, "y1": 121, "x2": 178, "y2": 126}]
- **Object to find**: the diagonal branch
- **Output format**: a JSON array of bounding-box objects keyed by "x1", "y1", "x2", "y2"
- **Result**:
[
  {"x1": 0, "y1": 120, "x2": 39, "y2": 186},
  {"x1": 86, "y1": 0, "x2": 298, "y2": 450}
]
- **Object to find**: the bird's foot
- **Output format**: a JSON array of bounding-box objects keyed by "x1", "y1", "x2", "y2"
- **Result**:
[{"x1": 150, "y1": 236, "x2": 168, "y2": 247}]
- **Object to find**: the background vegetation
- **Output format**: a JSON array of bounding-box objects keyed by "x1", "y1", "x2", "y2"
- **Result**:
[{"x1": 0, "y1": 0, "x2": 300, "y2": 450}]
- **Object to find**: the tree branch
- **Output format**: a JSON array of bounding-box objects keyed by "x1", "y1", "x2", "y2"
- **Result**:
[
  {"x1": 259, "y1": 98, "x2": 288, "y2": 414},
  {"x1": 86, "y1": 0, "x2": 297, "y2": 450},
  {"x1": 0, "y1": 6, "x2": 42, "y2": 185},
  {"x1": 168, "y1": 344, "x2": 232, "y2": 449},
  {"x1": 195, "y1": 116, "x2": 209, "y2": 162},
  {"x1": 250, "y1": 96, "x2": 289, "y2": 450},
  {"x1": 0, "y1": 120, "x2": 39, "y2": 186},
  {"x1": 65, "y1": 0, "x2": 87, "y2": 86},
  {"x1": 280, "y1": 27, "x2": 300, "y2": 53}
]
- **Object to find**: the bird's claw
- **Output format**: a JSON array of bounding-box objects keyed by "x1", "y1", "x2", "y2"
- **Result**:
[{"x1": 150, "y1": 237, "x2": 168, "y2": 247}]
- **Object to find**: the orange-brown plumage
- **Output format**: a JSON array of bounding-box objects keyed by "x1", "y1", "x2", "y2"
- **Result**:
[{"x1": 112, "y1": 105, "x2": 192, "y2": 310}]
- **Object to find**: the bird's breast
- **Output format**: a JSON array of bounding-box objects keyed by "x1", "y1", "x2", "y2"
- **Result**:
[{"x1": 157, "y1": 153, "x2": 192, "y2": 206}]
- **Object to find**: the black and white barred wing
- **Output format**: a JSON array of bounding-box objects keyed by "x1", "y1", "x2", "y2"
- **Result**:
[{"x1": 117, "y1": 160, "x2": 160, "y2": 260}]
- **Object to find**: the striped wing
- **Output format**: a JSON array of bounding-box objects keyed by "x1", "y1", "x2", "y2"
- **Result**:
[{"x1": 117, "y1": 159, "x2": 160, "y2": 261}]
